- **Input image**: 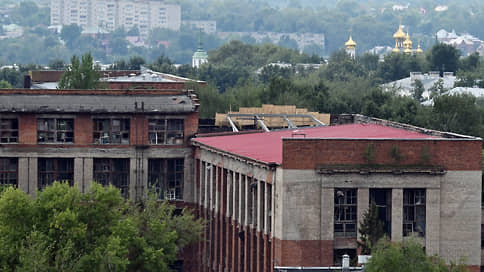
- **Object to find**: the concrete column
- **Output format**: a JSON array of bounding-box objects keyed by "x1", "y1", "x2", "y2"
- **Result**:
[
  {"x1": 215, "y1": 166, "x2": 219, "y2": 214},
  {"x1": 204, "y1": 162, "x2": 209, "y2": 208},
  {"x1": 257, "y1": 179, "x2": 262, "y2": 232},
  {"x1": 74, "y1": 158, "x2": 83, "y2": 192},
  {"x1": 227, "y1": 170, "x2": 232, "y2": 219},
  {"x1": 244, "y1": 175, "x2": 249, "y2": 226},
  {"x1": 426, "y1": 188, "x2": 440, "y2": 256},
  {"x1": 391, "y1": 189, "x2": 403, "y2": 242},
  {"x1": 238, "y1": 172, "x2": 243, "y2": 223},
  {"x1": 264, "y1": 181, "x2": 269, "y2": 235},
  {"x1": 232, "y1": 171, "x2": 237, "y2": 219},
  {"x1": 28, "y1": 157, "x2": 38, "y2": 197},
  {"x1": 129, "y1": 158, "x2": 137, "y2": 200},
  {"x1": 141, "y1": 157, "x2": 148, "y2": 198},
  {"x1": 82, "y1": 158, "x2": 93, "y2": 193},
  {"x1": 320, "y1": 187, "x2": 334, "y2": 240},
  {"x1": 18, "y1": 158, "x2": 29, "y2": 194},
  {"x1": 357, "y1": 188, "x2": 369, "y2": 241}
]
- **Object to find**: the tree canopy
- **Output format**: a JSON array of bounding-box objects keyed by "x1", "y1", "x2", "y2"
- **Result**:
[
  {"x1": 365, "y1": 238, "x2": 468, "y2": 272},
  {"x1": 58, "y1": 52, "x2": 101, "y2": 89},
  {"x1": 0, "y1": 182, "x2": 203, "y2": 271}
]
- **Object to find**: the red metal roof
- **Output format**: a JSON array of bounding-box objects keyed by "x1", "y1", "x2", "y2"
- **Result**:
[{"x1": 193, "y1": 123, "x2": 439, "y2": 164}]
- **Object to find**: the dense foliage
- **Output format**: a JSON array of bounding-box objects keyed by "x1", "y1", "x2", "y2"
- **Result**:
[
  {"x1": 0, "y1": 182, "x2": 203, "y2": 271},
  {"x1": 58, "y1": 52, "x2": 101, "y2": 89},
  {"x1": 358, "y1": 201, "x2": 385, "y2": 255},
  {"x1": 365, "y1": 238, "x2": 468, "y2": 272}
]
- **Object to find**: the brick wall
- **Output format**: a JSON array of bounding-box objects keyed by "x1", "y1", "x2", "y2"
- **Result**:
[
  {"x1": 282, "y1": 139, "x2": 482, "y2": 171},
  {"x1": 18, "y1": 114, "x2": 36, "y2": 144},
  {"x1": 273, "y1": 239, "x2": 333, "y2": 267},
  {"x1": 74, "y1": 114, "x2": 92, "y2": 144}
]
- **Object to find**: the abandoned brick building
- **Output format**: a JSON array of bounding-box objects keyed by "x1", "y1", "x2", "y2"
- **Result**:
[
  {"x1": 0, "y1": 86, "x2": 482, "y2": 272},
  {"x1": 0, "y1": 88, "x2": 199, "y2": 201},
  {"x1": 191, "y1": 115, "x2": 482, "y2": 272}
]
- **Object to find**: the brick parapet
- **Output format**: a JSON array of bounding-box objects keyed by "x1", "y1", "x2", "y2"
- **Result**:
[{"x1": 282, "y1": 139, "x2": 482, "y2": 171}]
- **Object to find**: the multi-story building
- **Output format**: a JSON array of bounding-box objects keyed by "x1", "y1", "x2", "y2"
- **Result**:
[
  {"x1": 50, "y1": 0, "x2": 181, "y2": 34},
  {"x1": 0, "y1": 88, "x2": 199, "y2": 202},
  {"x1": 182, "y1": 20, "x2": 217, "y2": 34},
  {"x1": 191, "y1": 114, "x2": 482, "y2": 272}
]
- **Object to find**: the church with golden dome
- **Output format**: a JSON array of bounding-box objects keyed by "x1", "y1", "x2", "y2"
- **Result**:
[
  {"x1": 345, "y1": 34, "x2": 357, "y2": 58},
  {"x1": 392, "y1": 21, "x2": 423, "y2": 55}
]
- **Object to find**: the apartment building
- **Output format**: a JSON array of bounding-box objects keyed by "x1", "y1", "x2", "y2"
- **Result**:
[
  {"x1": 0, "y1": 88, "x2": 198, "y2": 202},
  {"x1": 50, "y1": 0, "x2": 181, "y2": 34},
  {"x1": 191, "y1": 114, "x2": 482, "y2": 272}
]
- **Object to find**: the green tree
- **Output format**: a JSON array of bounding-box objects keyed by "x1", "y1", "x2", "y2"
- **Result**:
[
  {"x1": 60, "y1": 24, "x2": 82, "y2": 49},
  {"x1": 427, "y1": 43, "x2": 461, "y2": 75},
  {"x1": 411, "y1": 79, "x2": 425, "y2": 101},
  {"x1": 358, "y1": 201, "x2": 385, "y2": 255},
  {"x1": 0, "y1": 182, "x2": 203, "y2": 271},
  {"x1": 0, "y1": 80, "x2": 12, "y2": 88},
  {"x1": 365, "y1": 238, "x2": 468, "y2": 272},
  {"x1": 58, "y1": 52, "x2": 101, "y2": 89}
]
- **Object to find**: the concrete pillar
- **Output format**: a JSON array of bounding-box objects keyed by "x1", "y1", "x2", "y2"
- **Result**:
[
  {"x1": 320, "y1": 187, "x2": 334, "y2": 240},
  {"x1": 28, "y1": 157, "x2": 38, "y2": 197},
  {"x1": 141, "y1": 157, "x2": 148, "y2": 198},
  {"x1": 204, "y1": 162, "x2": 209, "y2": 208},
  {"x1": 357, "y1": 188, "x2": 369, "y2": 241},
  {"x1": 426, "y1": 188, "x2": 440, "y2": 256},
  {"x1": 391, "y1": 189, "x2": 403, "y2": 242},
  {"x1": 227, "y1": 170, "x2": 232, "y2": 219},
  {"x1": 82, "y1": 158, "x2": 93, "y2": 193},
  {"x1": 129, "y1": 158, "x2": 137, "y2": 200},
  {"x1": 257, "y1": 179, "x2": 262, "y2": 232},
  {"x1": 215, "y1": 166, "x2": 219, "y2": 214},
  {"x1": 18, "y1": 158, "x2": 29, "y2": 194},
  {"x1": 74, "y1": 158, "x2": 83, "y2": 192},
  {"x1": 264, "y1": 181, "x2": 269, "y2": 235},
  {"x1": 244, "y1": 175, "x2": 249, "y2": 226}
]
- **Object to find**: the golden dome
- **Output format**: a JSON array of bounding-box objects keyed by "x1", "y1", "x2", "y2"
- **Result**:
[
  {"x1": 403, "y1": 31, "x2": 413, "y2": 48},
  {"x1": 393, "y1": 25, "x2": 406, "y2": 39},
  {"x1": 392, "y1": 42, "x2": 400, "y2": 53},
  {"x1": 416, "y1": 43, "x2": 423, "y2": 53},
  {"x1": 404, "y1": 47, "x2": 412, "y2": 54},
  {"x1": 345, "y1": 35, "x2": 357, "y2": 48}
]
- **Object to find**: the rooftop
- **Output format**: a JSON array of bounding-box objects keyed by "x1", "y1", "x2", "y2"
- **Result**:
[{"x1": 193, "y1": 123, "x2": 440, "y2": 165}]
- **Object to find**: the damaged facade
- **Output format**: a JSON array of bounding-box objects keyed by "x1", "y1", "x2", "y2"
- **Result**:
[
  {"x1": 191, "y1": 115, "x2": 482, "y2": 272},
  {"x1": 0, "y1": 88, "x2": 199, "y2": 202}
]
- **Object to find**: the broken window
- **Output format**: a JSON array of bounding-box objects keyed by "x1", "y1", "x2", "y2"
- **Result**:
[
  {"x1": 403, "y1": 189, "x2": 426, "y2": 237},
  {"x1": 370, "y1": 189, "x2": 392, "y2": 236},
  {"x1": 334, "y1": 188, "x2": 357, "y2": 237},
  {"x1": 93, "y1": 118, "x2": 130, "y2": 144},
  {"x1": 93, "y1": 158, "x2": 130, "y2": 198},
  {"x1": 0, "y1": 158, "x2": 17, "y2": 186},
  {"x1": 38, "y1": 158, "x2": 74, "y2": 190},
  {"x1": 0, "y1": 118, "x2": 18, "y2": 143},
  {"x1": 37, "y1": 118, "x2": 74, "y2": 143},
  {"x1": 148, "y1": 158, "x2": 184, "y2": 200},
  {"x1": 148, "y1": 118, "x2": 184, "y2": 145}
]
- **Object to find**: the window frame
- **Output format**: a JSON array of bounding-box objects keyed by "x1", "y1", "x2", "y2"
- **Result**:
[
  {"x1": 334, "y1": 188, "x2": 357, "y2": 238},
  {"x1": 38, "y1": 158, "x2": 74, "y2": 190},
  {"x1": 148, "y1": 158, "x2": 184, "y2": 200},
  {"x1": 37, "y1": 118, "x2": 74, "y2": 143},
  {"x1": 0, "y1": 118, "x2": 18, "y2": 143},
  {"x1": 148, "y1": 117, "x2": 184, "y2": 145},
  {"x1": 93, "y1": 158, "x2": 130, "y2": 198},
  {"x1": 93, "y1": 118, "x2": 130, "y2": 145},
  {"x1": 403, "y1": 189, "x2": 426, "y2": 237},
  {"x1": 0, "y1": 158, "x2": 18, "y2": 187}
]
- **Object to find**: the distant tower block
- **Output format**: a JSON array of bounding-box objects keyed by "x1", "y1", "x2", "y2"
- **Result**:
[
  {"x1": 192, "y1": 28, "x2": 208, "y2": 68},
  {"x1": 345, "y1": 34, "x2": 357, "y2": 58}
]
